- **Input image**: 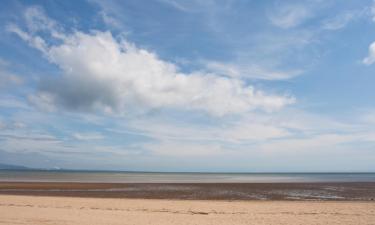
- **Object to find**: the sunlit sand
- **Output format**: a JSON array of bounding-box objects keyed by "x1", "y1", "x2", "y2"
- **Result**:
[{"x1": 1, "y1": 195, "x2": 374, "y2": 225}]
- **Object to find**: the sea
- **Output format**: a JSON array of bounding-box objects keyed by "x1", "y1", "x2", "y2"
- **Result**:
[{"x1": 1, "y1": 171, "x2": 375, "y2": 183}]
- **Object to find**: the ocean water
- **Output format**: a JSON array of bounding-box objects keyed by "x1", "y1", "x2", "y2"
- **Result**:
[{"x1": 0, "y1": 171, "x2": 375, "y2": 183}]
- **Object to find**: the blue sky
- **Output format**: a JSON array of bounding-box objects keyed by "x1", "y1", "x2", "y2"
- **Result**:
[{"x1": 1, "y1": 0, "x2": 375, "y2": 172}]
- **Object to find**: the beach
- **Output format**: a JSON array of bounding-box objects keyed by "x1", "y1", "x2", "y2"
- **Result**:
[
  {"x1": 1, "y1": 194, "x2": 375, "y2": 225},
  {"x1": 1, "y1": 181, "x2": 375, "y2": 224}
]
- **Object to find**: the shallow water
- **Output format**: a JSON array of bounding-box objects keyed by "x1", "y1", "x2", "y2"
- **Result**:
[{"x1": 1, "y1": 171, "x2": 375, "y2": 183}]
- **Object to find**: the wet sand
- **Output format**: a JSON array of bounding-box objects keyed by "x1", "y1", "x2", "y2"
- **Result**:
[
  {"x1": 1, "y1": 194, "x2": 375, "y2": 225},
  {"x1": 1, "y1": 182, "x2": 375, "y2": 200}
]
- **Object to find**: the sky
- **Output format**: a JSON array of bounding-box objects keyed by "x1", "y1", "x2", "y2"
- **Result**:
[{"x1": 1, "y1": 0, "x2": 375, "y2": 172}]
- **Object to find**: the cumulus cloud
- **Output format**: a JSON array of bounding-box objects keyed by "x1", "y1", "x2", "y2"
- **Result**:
[
  {"x1": 10, "y1": 7, "x2": 294, "y2": 116},
  {"x1": 363, "y1": 42, "x2": 375, "y2": 65}
]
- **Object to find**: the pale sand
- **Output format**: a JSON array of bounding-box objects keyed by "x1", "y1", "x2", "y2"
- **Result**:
[{"x1": 0, "y1": 195, "x2": 375, "y2": 225}]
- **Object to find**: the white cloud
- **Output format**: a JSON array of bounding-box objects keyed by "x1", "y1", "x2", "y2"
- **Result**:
[
  {"x1": 322, "y1": 11, "x2": 356, "y2": 30},
  {"x1": 359, "y1": 110, "x2": 375, "y2": 124},
  {"x1": 6, "y1": 24, "x2": 48, "y2": 54},
  {"x1": 358, "y1": 2, "x2": 375, "y2": 66},
  {"x1": 0, "y1": 120, "x2": 27, "y2": 130},
  {"x1": 99, "y1": 11, "x2": 121, "y2": 28},
  {"x1": 117, "y1": 114, "x2": 291, "y2": 143},
  {"x1": 87, "y1": 0, "x2": 132, "y2": 32},
  {"x1": 363, "y1": 41, "x2": 375, "y2": 65},
  {"x1": 73, "y1": 132, "x2": 104, "y2": 141},
  {"x1": 268, "y1": 3, "x2": 312, "y2": 29},
  {"x1": 141, "y1": 128, "x2": 375, "y2": 158},
  {"x1": 0, "y1": 59, "x2": 23, "y2": 89},
  {"x1": 24, "y1": 6, "x2": 57, "y2": 33},
  {"x1": 371, "y1": 0, "x2": 375, "y2": 22},
  {"x1": 0, "y1": 129, "x2": 62, "y2": 154},
  {"x1": 205, "y1": 61, "x2": 302, "y2": 80},
  {"x1": 157, "y1": 0, "x2": 222, "y2": 13},
  {"x1": 158, "y1": 0, "x2": 197, "y2": 12},
  {"x1": 10, "y1": 8, "x2": 294, "y2": 117},
  {"x1": 117, "y1": 107, "x2": 375, "y2": 157},
  {"x1": 146, "y1": 141, "x2": 224, "y2": 156},
  {"x1": 0, "y1": 96, "x2": 29, "y2": 109},
  {"x1": 0, "y1": 72, "x2": 22, "y2": 87},
  {"x1": 6, "y1": 6, "x2": 64, "y2": 54},
  {"x1": 322, "y1": 6, "x2": 369, "y2": 31}
]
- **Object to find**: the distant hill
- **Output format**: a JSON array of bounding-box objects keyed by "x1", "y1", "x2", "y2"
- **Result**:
[{"x1": 0, "y1": 163, "x2": 30, "y2": 170}]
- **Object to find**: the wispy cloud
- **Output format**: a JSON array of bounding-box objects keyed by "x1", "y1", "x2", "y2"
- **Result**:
[
  {"x1": 267, "y1": 2, "x2": 313, "y2": 29},
  {"x1": 322, "y1": 11, "x2": 356, "y2": 30},
  {"x1": 0, "y1": 95, "x2": 29, "y2": 109},
  {"x1": 87, "y1": 0, "x2": 129, "y2": 31},
  {"x1": 73, "y1": 132, "x2": 104, "y2": 141},
  {"x1": 205, "y1": 61, "x2": 303, "y2": 80},
  {"x1": 157, "y1": 0, "x2": 227, "y2": 13},
  {"x1": 371, "y1": 0, "x2": 375, "y2": 22},
  {"x1": 322, "y1": 7, "x2": 369, "y2": 30},
  {"x1": 0, "y1": 59, "x2": 23, "y2": 89}
]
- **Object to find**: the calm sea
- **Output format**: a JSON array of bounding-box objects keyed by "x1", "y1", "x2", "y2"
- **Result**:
[{"x1": 0, "y1": 171, "x2": 375, "y2": 183}]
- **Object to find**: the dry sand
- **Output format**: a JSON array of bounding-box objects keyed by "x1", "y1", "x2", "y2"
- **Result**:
[{"x1": 0, "y1": 195, "x2": 375, "y2": 225}]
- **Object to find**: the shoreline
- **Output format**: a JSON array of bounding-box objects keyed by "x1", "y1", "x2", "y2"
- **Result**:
[{"x1": 1, "y1": 182, "x2": 375, "y2": 201}]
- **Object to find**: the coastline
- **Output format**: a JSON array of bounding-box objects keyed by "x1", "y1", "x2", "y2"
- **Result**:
[{"x1": 1, "y1": 182, "x2": 375, "y2": 201}]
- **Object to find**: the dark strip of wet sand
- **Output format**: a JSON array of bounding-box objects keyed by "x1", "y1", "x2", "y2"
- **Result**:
[{"x1": 1, "y1": 182, "x2": 375, "y2": 201}]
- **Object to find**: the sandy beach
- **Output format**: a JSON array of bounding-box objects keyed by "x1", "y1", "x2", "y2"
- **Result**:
[
  {"x1": 1, "y1": 194, "x2": 375, "y2": 225},
  {"x1": 1, "y1": 182, "x2": 375, "y2": 224}
]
